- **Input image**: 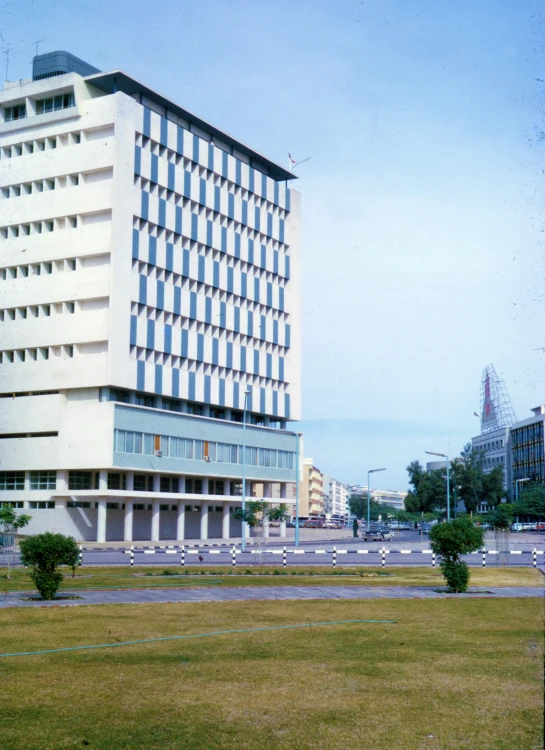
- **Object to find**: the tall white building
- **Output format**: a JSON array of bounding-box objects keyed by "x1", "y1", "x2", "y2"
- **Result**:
[
  {"x1": 327, "y1": 477, "x2": 350, "y2": 521},
  {"x1": 0, "y1": 51, "x2": 301, "y2": 543}
]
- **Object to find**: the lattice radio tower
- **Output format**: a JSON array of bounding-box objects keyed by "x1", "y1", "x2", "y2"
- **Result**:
[{"x1": 479, "y1": 364, "x2": 517, "y2": 434}]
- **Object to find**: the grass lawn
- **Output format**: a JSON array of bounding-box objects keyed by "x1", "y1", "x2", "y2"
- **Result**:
[
  {"x1": 0, "y1": 565, "x2": 542, "y2": 593},
  {"x1": 0, "y1": 597, "x2": 543, "y2": 750}
]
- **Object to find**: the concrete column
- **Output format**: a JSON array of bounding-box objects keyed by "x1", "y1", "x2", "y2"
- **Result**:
[
  {"x1": 263, "y1": 482, "x2": 272, "y2": 498},
  {"x1": 200, "y1": 502, "x2": 209, "y2": 540},
  {"x1": 280, "y1": 520, "x2": 287, "y2": 537},
  {"x1": 263, "y1": 504, "x2": 270, "y2": 538},
  {"x1": 124, "y1": 501, "x2": 133, "y2": 542},
  {"x1": 222, "y1": 504, "x2": 230, "y2": 540},
  {"x1": 99, "y1": 470, "x2": 108, "y2": 491},
  {"x1": 178, "y1": 476, "x2": 186, "y2": 493},
  {"x1": 153, "y1": 474, "x2": 161, "y2": 493},
  {"x1": 126, "y1": 472, "x2": 134, "y2": 492},
  {"x1": 151, "y1": 500, "x2": 160, "y2": 542},
  {"x1": 223, "y1": 480, "x2": 230, "y2": 496},
  {"x1": 280, "y1": 483, "x2": 287, "y2": 499},
  {"x1": 97, "y1": 498, "x2": 107, "y2": 543},
  {"x1": 24, "y1": 471, "x2": 30, "y2": 492},
  {"x1": 57, "y1": 470, "x2": 68, "y2": 492},
  {"x1": 176, "y1": 502, "x2": 185, "y2": 541},
  {"x1": 201, "y1": 478, "x2": 209, "y2": 495}
]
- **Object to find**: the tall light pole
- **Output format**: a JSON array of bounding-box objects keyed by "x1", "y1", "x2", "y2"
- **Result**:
[
  {"x1": 295, "y1": 432, "x2": 301, "y2": 547},
  {"x1": 367, "y1": 468, "x2": 386, "y2": 531},
  {"x1": 515, "y1": 477, "x2": 530, "y2": 504},
  {"x1": 241, "y1": 389, "x2": 251, "y2": 552},
  {"x1": 426, "y1": 451, "x2": 450, "y2": 521}
]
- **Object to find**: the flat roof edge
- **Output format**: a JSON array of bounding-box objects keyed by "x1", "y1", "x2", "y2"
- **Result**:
[{"x1": 84, "y1": 70, "x2": 296, "y2": 182}]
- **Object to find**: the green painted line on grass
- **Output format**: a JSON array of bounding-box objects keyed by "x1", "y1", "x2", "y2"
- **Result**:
[{"x1": 0, "y1": 619, "x2": 396, "y2": 658}]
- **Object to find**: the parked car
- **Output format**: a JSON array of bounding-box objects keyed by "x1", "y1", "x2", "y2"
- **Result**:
[{"x1": 361, "y1": 528, "x2": 394, "y2": 542}]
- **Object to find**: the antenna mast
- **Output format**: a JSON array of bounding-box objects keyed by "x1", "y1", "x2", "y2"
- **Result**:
[{"x1": 479, "y1": 364, "x2": 517, "y2": 434}]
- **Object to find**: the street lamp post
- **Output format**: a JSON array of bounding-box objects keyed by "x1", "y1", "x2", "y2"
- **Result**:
[
  {"x1": 426, "y1": 451, "x2": 450, "y2": 521},
  {"x1": 367, "y1": 468, "x2": 386, "y2": 531},
  {"x1": 295, "y1": 433, "x2": 301, "y2": 547},
  {"x1": 515, "y1": 477, "x2": 530, "y2": 504},
  {"x1": 241, "y1": 389, "x2": 251, "y2": 552}
]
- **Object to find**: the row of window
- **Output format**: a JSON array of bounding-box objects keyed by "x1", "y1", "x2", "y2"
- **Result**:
[
  {"x1": 130, "y1": 348, "x2": 288, "y2": 395},
  {"x1": 484, "y1": 455, "x2": 505, "y2": 467},
  {"x1": 0, "y1": 300, "x2": 76, "y2": 322},
  {"x1": 137, "y1": 162, "x2": 288, "y2": 221},
  {"x1": 0, "y1": 471, "x2": 56, "y2": 490},
  {"x1": 67, "y1": 502, "x2": 232, "y2": 511},
  {"x1": 1, "y1": 174, "x2": 79, "y2": 200},
  {"x1": 114, "y1": 429, "x2": 295, "y2": 468},
  {"x1": 2, "y1": 92, "x2": 75, "y2": 123},
  {"x1": 136, "y1": 121, "x2": 288, "y2": 209},
  {"x1": 0, "y1": 258, "x2": 77, "y2": 280},
  {"x1": 0, "y1": 129, "x2": 82, "y2": 160},
  {"x1": 107, "y1": 388, "x2": 281, "y2": 426},
  {"x1": 511, "y1": 424, "x2": 544, "y2": 446},
  {"x1": 0, "y1": 345, "x2": 76, "y2": 363},
  {"x1": 0, "y1": 215, "x2": 78, "y2": 240}
]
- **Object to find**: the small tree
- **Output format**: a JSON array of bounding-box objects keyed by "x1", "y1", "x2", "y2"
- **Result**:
[
  {"x1": 488, "y1": 504, "x2": 514, "y2": 530},
  {"x1": 428, "y1": 518, "x2": 485, "y2": 593},
  {"x1": 19, "y1": 533, "x2": 79, "y2": 600},
  {"x1": 0, "y1": 504, "x2": 32, "y2": 579}
]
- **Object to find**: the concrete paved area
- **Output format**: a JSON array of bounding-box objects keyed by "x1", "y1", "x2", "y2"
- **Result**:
[{"x1": 1, "y1": 584, "x2": 543, "y2": 609}]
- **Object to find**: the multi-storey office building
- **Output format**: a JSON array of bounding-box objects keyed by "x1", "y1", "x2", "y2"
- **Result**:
[
  {"x1": 328, "y1": 477, "x2": 350, "y2": 521},
  {"x1": 472, "y1": 426, "x2": 510, "y2": 503},
  {"x1": 510, "y1": 406, "x2": 545, "y2": 496},
  {"x1": 0, "y1": 51, "x2": 301, "y2": 542}
]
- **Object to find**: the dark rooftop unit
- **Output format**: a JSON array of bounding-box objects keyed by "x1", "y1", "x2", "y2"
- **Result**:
[{"x1": 32, "y1": 51, "x2": 100, "y2": 81}]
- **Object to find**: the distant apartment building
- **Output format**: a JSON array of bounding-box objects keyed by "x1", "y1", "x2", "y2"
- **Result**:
[
  {"x1": 348, "y1": 485, "x2": 407, "y2": 512},
  {"x1": 299, "y1": 458, "x2": 324, "y2": 518},
  {"x1": 328, "y1": 477, "x2": 350, "y2": 520}
]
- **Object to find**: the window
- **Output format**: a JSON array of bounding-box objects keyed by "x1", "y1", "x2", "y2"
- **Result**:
[
  {"x1": 0, "y1": 471, "x2": 25, "y2": 490},
  {"x1": 109, "y1": 388, "x2": 130, "y2": 403},
  {"x1": 30, "y1": 471, "x2": 56, "y2": 490},
  {"x1": 29, "y1": 501, "x2": 55, "y2": 509},
  {"x1": 185, "y1": 478, "x2": 203, "y2": 494},
  {"x1": 35, "y1": 92, "x2": 75, "y2": 114},
  {"x1": 107, "y1": 473, "x2": 126, "y2": 490},
  {"x1": 4, "y1": 104, "x2": 26, "y2": 122},
  {"x1": 67, "y1": 501, "x2": 91, "y2": 508},
  {"x1": 135, "y1": 393, "x2": 155, "y2": 407},
  {"x1": 210, "y1": 480, "x2": 224, "y2": 495},
  {"x1": 68, "y1": 471, "x2": 94, "y2": 490},
  {"x1": 133, "y1": 474, "x2": 154, "y2": 492}
]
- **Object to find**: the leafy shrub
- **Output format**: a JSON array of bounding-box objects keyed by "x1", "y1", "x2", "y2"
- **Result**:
[
  {"x1": 19, "y1": 533, "x2": 79, "y2": 600},
  {"x1": 429, "y1": 519, "x2": 485, "y2": 593},
  {"x1": 440, "y1": 559, "x2": 470, "y2": 593}
]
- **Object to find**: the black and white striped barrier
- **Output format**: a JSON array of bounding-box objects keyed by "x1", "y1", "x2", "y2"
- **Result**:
[
  {"x1": 78, "y1": 545, "x2": 83, "y2": 568},
  {"x1": 116, "y1": 547, "x2": 543, "y2": 567}
]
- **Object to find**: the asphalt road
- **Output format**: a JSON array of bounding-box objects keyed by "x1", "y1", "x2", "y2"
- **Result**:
[{"x1": 3, "y1": 531, "x2": 543, "y2": 569}]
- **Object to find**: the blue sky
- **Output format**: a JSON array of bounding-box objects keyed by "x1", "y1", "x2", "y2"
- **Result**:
[{"x1": 3, "y1": 0, "x2": 544, "y2": 488}]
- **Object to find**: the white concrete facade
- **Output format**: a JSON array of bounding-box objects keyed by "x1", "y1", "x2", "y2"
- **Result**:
[{"x1": 0, "y1": 54, "x2": 300, "y2": 541}]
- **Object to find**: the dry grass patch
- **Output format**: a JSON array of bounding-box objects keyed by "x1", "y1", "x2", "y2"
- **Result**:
[
  {"x1": 0, "y1": 598, "x2": 543, "y2": 750},
  {"x1": 0, "y1": 564, "x2": 541, "y2": 593}
]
